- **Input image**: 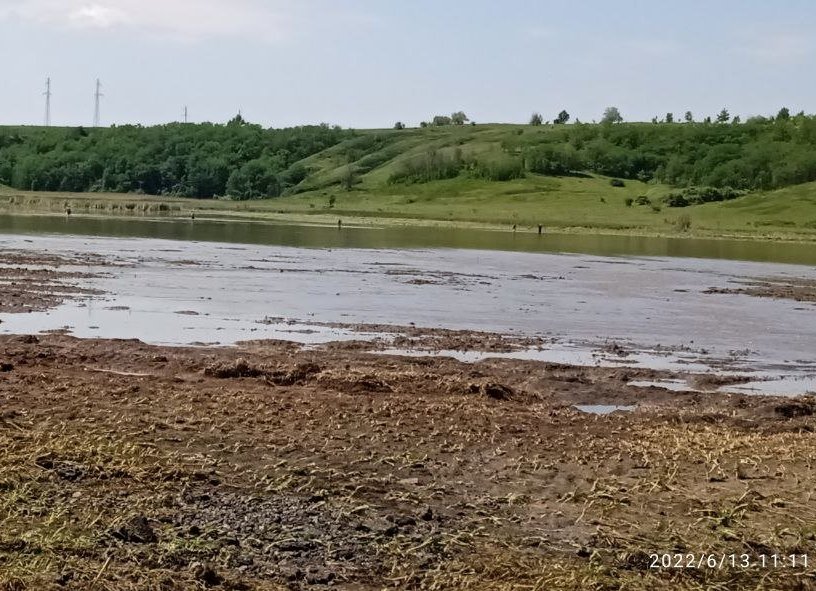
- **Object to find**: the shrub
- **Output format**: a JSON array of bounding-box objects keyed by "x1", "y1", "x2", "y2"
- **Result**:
[
  {"x1": 635, "y1": 195, "x2": 651, "y2": 206},
  {"x1": 471, "y1": 156, "x2": 525, "y2": 182},
  {"x1": 675, "y1": 214, "x2": 692, "y2": 232},
  {"x1": 662, "y1": 186, "x2": 748, "y2": 207},
  {"x1": 388, "y1": 149, "x2": 464, "y2": 184},
  {"x1": 624, "y1": 198, "x2": 634, "y2": 207},
  {"x1": 610, "y1": 178, "x2": 625, "y2": 187}
]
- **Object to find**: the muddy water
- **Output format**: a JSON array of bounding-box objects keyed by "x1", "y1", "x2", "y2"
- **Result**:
[
  {"x1": 1, "y1": 229, "x2": 816, "y2": 394},
  {"x1": 2, "y1": 213, "x2": 816, "y2": 265}
]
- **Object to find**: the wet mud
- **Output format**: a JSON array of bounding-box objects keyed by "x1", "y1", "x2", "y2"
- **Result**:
[{"x1": 1, "y1": 334, "x2": 815, "y2": 590}]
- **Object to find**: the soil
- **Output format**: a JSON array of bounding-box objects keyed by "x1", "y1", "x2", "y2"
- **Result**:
[
  {"x1": 705, "y1": 277, "x2": 816, "y2": 303},
  {"x1": 1, "y1": 334, "x2": 815, "y2": 590},
  {"x1": 0, "y1": 251, "x2": 104, "y2": 313}
]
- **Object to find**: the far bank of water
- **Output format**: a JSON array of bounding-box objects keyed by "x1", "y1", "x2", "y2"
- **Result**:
[{"x1": 1, "y1": 213, "x2": 815, "y2": 265}]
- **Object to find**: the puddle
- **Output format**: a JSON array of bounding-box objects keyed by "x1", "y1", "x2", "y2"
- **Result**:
[
  {"x1": 629, "y1": 375, "x2": 816, "y2": 397},
  {"x1": 380, "y1": 346, "x2": 739, "y2": 374},
  {"x1": 628, "y1": 379, "x2": 696, "y2": 392},
  {"x1": 574, "y1": 405, "x2": 637, "y2": 415},
  {"x1": 719, "y1": 376, "x2": 816, "y2": 397}
]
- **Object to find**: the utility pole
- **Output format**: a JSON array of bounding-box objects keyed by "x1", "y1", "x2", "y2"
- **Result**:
[
  {"x1": 43, "y1": 77, "x2": 52, "y2": 127},
  {"x1": 93, "y1": 78, "x2": 103, "y2": 127},
  {"x1": 184, "y1": 105, "x2": 188, "y2": 124}
]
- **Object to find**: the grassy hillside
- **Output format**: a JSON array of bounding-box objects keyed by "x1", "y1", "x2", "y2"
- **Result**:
[{"x1": 2, "y1": 122, "x2": 816, "y2": 240}]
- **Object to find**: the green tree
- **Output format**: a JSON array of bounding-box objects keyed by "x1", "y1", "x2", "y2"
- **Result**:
[
  {"x1": 777, "y1": 107, "x2": 791, "y2": 121},
  {"x1": 393, "y1": 121, "x2": 406, "y2": 130},
  {"x1": 601, "y1": 106, "x2": 623, "y2": 124},
  {"x1": 451, "y1": 111, "x2": 469, "y2": 125},
  {"x1": 665, "y1": 112, "x2": 674, "y2": 123},
  {"x1": 529, "y1": 112, "x2": 543, "y2": 126},
  {"x1": 554, "y1": 110, "x2": 570, "y2": 125},
  {"x1": 684, "y1": 111, "x2": 694, "y2": 123},
  {"x1": 716, "y1": 108, "x2": 730, "y2": 124},
  {"x1": 432, "y1": 115, "x2": 452, "y2": 126}
]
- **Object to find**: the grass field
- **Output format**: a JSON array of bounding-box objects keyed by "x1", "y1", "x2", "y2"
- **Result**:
[{"x1": 2, "y1": 122, "x2": 816, "y2": 241}]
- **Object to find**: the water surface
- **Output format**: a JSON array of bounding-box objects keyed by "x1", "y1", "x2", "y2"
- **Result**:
[{"x1": 1, "y1": 213, "x2": 815, "y2": 265}]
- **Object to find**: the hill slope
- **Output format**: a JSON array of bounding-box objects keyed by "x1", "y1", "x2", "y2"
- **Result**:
[{"x1": 1, "y1": 121, "x2": 816, "y2": 238}]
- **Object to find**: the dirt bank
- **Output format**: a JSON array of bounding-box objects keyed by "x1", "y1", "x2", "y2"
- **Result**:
[{"x1": 1, "y1": 334, "x2": 814, "y2": 590}]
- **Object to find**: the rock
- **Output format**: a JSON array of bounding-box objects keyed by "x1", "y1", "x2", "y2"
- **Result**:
[
  {"x1": 419, "y1": 506, "x2": 434, "y2": 521},
  {"x1": 111, "y1": 515, "x2": 157, "y2": 544}
]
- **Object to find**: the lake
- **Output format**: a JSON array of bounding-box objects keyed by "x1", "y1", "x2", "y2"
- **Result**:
[{"x1": 1, "y1": 213, "x2": 815, "y2": 265}]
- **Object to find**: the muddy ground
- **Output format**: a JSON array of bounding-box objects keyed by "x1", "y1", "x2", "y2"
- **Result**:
[
  {"x1": 1, "y1": 334, "x2": 815, "y2": 591},
  {"x1": 0, "y1": 252, "x2": 105, "y2": 314},
  {"x1": 705, "y1": 277, "x2": 816, "y2": 304},
  {"x1": 1, "y1": 249, "x2": 815, "y2": 589}
]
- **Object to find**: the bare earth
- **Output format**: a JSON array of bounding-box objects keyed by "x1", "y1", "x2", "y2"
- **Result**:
[
  {"x1": 0, "y1": 252, "x2": 104, "y2": 314},
  {"x1": 1, "y1": 251, "x2": 815, "y2": 590},
  {"x1": 705, "y1": 277, "x2": 816, "y2": 304},
  {"x1": 0, "y1": 333, "x2": 814, "y2": 590}
]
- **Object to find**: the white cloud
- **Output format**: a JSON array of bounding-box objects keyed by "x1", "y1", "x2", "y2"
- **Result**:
[{"x1": 0, "y1": 0, "x2": 297, "y2": 41}]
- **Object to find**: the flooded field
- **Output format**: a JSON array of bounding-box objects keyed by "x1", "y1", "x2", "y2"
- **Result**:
[{"x1": 1, "y1": 226, "x2": 815, "y2": 393}]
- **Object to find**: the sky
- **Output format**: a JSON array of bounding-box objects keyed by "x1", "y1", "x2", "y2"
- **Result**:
[{"x1": 0, "y1": 0, "x2": 814, "y2": 128}]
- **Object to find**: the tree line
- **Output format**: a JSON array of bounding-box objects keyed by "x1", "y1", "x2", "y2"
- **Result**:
[
  {"x1": 0, "y1": 116, "x2": 351, "y2": 199},
  {"x1": 516, "y1": 108, "x2": 816, "y2": 190},
  {"x1": 1, "y1": 108, "x2": 815, "y2": 200}
]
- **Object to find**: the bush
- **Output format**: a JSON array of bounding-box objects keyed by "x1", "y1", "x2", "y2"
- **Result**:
[
  {"x1": 624, "y1": 198, "x2": 634, "y2": 207},
  {"x1": 610, "y1": 178, "x2": 625, "y2": 187},
  {"x1": 662, "y1": 186, "x2": 748, "y2": 207},
  {"x1": 635, "y1": 195, "x2": 651, "y2": 206},
  {"x1": 388, "y1": 149, "x2": 464, "y2": 184},
  {"x1": 675, "y1": 214, "x2": 692, "y2": 232},
  {"x1": 471, "y1": 156, "x2": 525, "y2": 182}
]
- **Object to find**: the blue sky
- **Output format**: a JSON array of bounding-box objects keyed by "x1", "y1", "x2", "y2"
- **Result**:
[{"x1": 0, "y1": 0, "x2": 814, "y2": 128}]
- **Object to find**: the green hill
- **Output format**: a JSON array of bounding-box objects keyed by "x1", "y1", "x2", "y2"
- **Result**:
[{"x1": 2, "y1": 118, "x2": 816, "y2": 238}]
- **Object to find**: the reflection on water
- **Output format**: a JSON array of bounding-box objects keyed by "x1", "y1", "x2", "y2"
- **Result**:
[{"x1": 1, "y1": 213, "x2": 816, "y2": 265}]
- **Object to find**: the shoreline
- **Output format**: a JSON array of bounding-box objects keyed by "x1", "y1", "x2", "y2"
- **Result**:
[{"x1": 3, "y1": 189, "x2": 816, "y2": 244}]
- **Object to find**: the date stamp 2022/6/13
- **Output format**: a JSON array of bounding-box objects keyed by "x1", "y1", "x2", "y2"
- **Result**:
[{"x1": 649, "y1": 553, "x2": 810, "y2": 570}]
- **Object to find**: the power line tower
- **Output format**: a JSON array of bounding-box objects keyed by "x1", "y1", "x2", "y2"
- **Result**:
[
  {"x1": 43, "y1": 77, "x2": 52, "y2": 127},
  {"x1": 93, "y1": 78, "x2": 103, "y2": 127}
]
